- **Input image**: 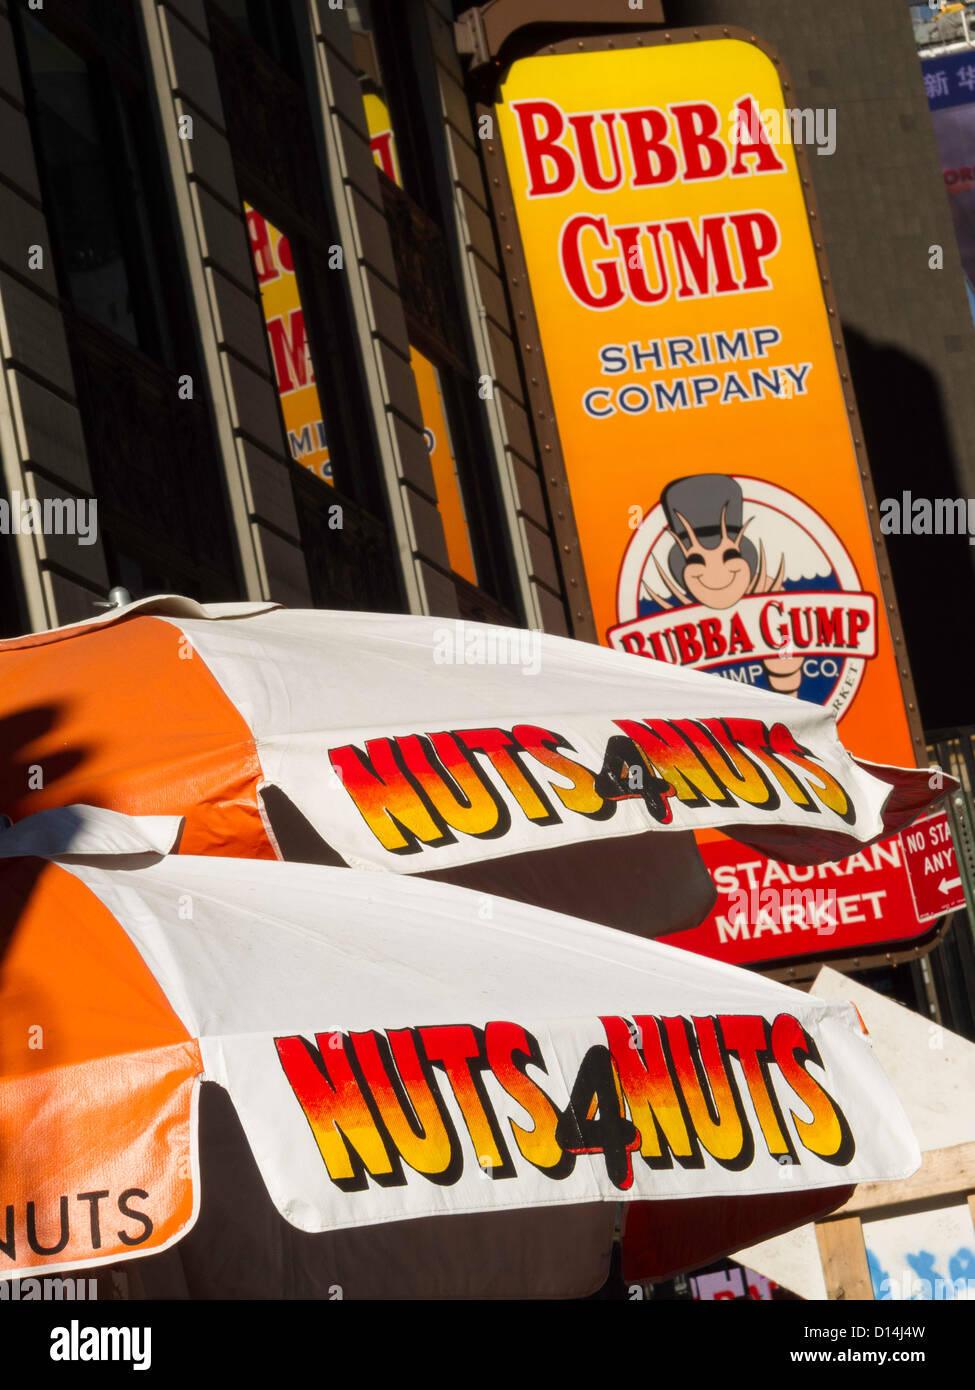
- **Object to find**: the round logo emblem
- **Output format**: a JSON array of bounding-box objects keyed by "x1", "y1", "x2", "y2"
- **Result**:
[{"x1": 610, "y1": 473, "x2": 877, "y2": 719}]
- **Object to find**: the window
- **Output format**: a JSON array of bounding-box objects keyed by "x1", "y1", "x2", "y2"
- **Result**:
[
  {"x1": 352, "y1": 19, "x2": 481, "y2": 587},
  {"x1": 214, "y1": 0, "x2": 302, "y2": 79},
  {"x1": 245, "y1": 203, "x2": 334, "y2": 485},
  {"x1": 14, "y1": 2, "x2": 243, "y2": 603},
  {"x1": 209, "y1": 1, "x2": 388, "y2": 519},
  {"x1": 0, "y1": 519, "x2": 27, "y2": 637},
  {"x1": 18, "y1": 14, "x2": 182, "y2": 366},
  {"x1": 350, "y1": 0, "x2": 439, "y2": 213},
  {"x1": 349, "y1": 3, "x2": 524, "y2": 615}
]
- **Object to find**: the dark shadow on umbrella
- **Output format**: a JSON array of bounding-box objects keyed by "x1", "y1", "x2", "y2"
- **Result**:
[
  {"x1": 122, "y1": 1082, "x2": 614, "y2": 1300},
  {"x1": 260, "y1": 785, "x2": 717, "y2": 940},
  {"x1": 1, "y1": 708, "x2": 91, "y2": 975},
  {"x1": 0, "y1": 706, "x2": 91, "y2": 828},
  {"x1": 260, "y1": 785, "x2": 349, "y2": 867}
]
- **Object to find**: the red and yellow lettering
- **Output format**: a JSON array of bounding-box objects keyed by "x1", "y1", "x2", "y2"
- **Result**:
[
  {"x1": 396, "y1": 732, "x2": 507, "y2": 838},
  {"x1": 614, "y1": 223, "x2": 670, "y2": 304},
  {"x1": 349, "y1": 1030, "x2": 456, "y2": 1179},
  {"x1": 512, "y1": 725, "x2": 606, "y2": 817},
  {"x1": 729, "y1": 210, "x2": 780, "y2": 289},
  {"x1": 245, "y1": 207, "x2": 278, "y2": 284},
  {"x1": 485, "y1": 1021, "x2": 565, "y2": 1171},
  {"x1": 330, "y1": 739, "x2": 452, "y2": 854},
  {"x1": 771, "y1": 1014, "x2": 854, "y2": 1164},
  {"x1": 566, "y1": 111, "x2": 625, "y2": 191},
  {"x1": 560, "y1": 213, "x2": 624, "y2": 308},
  {"x1": 457, "y1": 728, "x2": 558, "y2": 824},
  {"x1": 720, "y1": 718, "x2": 817, "y2": 810},
  {"x1": 419, "y1": 1024, "x2": 509, "y2": 1173},
  {"x1": 619, "y1": 108, "x2": 678, "y2": 186},
  {"x1": 719, "y1": 1015, "x2": 792, "y2": 1158},
  {"x1": 602, "y1": 1016, "x2": 697, "y2": 1165},
  {"x1": 671, "y1": 102, "x2": 729, "y2": 181},
  {"x1": 511, "y1": 99, "x2": 575, "y2": 196},
  {"x1": 729, "y1": 96, "x2": 788, "y2": 175},
  {"x1": 275, "y1": 1033, "x2": 395, "y2": 1184},
  {"x1": 370, "y1": 129, "x2": 396, "y2": 181},
  {"x1": 767, "y1": 723, "x2": 855, "y2": 823},
  {"x1": 662, "y1": 1017, "x2": 749, "y2": 1167},
  {"x1": 679, "y1": 718, "x2": 779, "y2": 808},
  {"x1": 614, "y1": 719, "x2": 738, "y2": 809},
  {"x1": 266, "y1": 309, "x2": 314, "y2": 395}
]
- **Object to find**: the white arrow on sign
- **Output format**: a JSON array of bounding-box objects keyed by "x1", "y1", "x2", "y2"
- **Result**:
[{"x1": 939, "y1": 876, "x2": 962, "y2": 895}]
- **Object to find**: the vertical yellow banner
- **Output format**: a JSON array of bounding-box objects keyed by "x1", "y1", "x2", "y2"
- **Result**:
[
  {"x1": 245, "y1": 203, "x2": 333, "y2": 484},
  {"x1": 496, "y1": 38, "x2": 913, "y2": 767}
]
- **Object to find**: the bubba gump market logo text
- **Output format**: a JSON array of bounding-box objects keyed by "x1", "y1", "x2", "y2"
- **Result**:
[
  {"x1": 327, "y1": 713, "x2": 856, "y2": 858},
  {"x1": 275, "y1": 1013, "x2": 854, "y2": 1192},
  {"x1": 613, "y1": 476, "x2": 876, "y2": 718}
]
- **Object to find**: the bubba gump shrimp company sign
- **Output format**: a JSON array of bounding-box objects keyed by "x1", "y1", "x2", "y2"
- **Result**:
[{"x1": 485, "y1": 28, "x2": 931, "y2": 968}]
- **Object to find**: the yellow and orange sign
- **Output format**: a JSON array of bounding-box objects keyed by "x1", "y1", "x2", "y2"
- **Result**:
[
  {"x1": 496, "y1": 38, "x2": 914, "y2": 770},
  {"x1": 495, "y1": 36, "x2": 929, "y2": 963},
  {"x1": 245, "y1": 203, "x2": 333, "y2": 484}
]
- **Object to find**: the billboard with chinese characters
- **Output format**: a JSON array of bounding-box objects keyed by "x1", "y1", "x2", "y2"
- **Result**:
[
  {"x1": 922, "y1": 50, "x2": 975, "y2": 310},
  {"x1": 490, "y1": 30, "x2": 932, "y2": 969}
]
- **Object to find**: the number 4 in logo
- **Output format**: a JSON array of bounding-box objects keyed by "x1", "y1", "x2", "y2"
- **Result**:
[{"x1": 555, "y1": 1045, "x2": 640, "y2": 1190}]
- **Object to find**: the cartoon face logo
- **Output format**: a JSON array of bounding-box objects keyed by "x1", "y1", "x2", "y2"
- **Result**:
[{"x1": 611, "y1": 474, "x2": 878, "y2": 718}]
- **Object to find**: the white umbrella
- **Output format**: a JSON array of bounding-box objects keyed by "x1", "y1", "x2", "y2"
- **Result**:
[
  {"x1": 0, "y1": 599, "x2": 946, "y2": 941},
  {"x1": 0, "y1": 805, "x2": 919, "y2": 1298}
]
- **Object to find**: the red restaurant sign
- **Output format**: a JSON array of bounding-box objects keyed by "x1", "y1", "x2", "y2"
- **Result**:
[{"x1": 669, "y1": 810, "x2": 958, "y2": 969}]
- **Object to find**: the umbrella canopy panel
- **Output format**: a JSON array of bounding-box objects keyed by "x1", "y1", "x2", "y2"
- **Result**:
[
  {"x1": 0, "y1": 599, "x2": 948, "y2": 940},
  {"x1": 0, "y1": 806, "x2": 920, "y2": 1293}
]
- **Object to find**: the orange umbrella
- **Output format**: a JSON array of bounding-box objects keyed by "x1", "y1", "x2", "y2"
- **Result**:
[
  {"x1": 0, "y1": 805, "x2": 917, "y2": 1298},
  {"x1": 0, "y1": 598, "x2": 946, "y2": 942}
]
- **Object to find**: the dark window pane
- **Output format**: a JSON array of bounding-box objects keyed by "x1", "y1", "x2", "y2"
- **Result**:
[
  {"x1": 22, "y1": 18, "x2": 139, "y2": 344},
  {"x1": 213, "y1": 0, "x2": 302, "y2": 77},
  {"x1": 19, "y1": 15, "x2": 177, "y2": 364}
]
